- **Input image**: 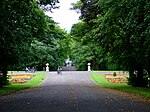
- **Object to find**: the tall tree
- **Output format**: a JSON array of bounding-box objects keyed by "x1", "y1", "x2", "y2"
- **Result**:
[
  {"x1": 96, "y1": 0, "x2": 150, "y2": 86},
  {"x1": 71, "y1": 0, "x2": 150, "y2": 86},
  {"x1": 0, "y1": 0, "x2": 59, "y2": 86},
  {"x1": 70, "y1": 21, "x2": 108, "y2": 70}
]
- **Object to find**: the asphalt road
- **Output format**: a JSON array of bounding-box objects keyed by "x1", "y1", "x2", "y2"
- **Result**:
[{"x1": 0, "y1": 71, "x2": 149, "y2": 112}]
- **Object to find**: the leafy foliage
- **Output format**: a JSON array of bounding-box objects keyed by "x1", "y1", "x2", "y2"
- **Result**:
[
  {"x1": 0, "y1": 0, "x2": 68, "y2": 86},
  {"x1": 70, "y1": 0, "x2": 150, "y2": 87}
]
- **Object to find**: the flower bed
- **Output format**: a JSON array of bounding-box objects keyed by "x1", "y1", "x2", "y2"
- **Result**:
[
  {"x1": 8, "y1": 74, "x2": 35, "y2": 84},
  {"x1": 103, "y1": 74, "x2": 128, "y2": 83}
]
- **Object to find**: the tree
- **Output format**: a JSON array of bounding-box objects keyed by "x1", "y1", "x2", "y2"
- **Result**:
[
  {"x1": 37, "y1": 0, "x2": 59, "y2": 11},
  {"x1": 0, "y1": 0, "x2": 59, "y2": 86},
  {"x1": 71, "y1": 0, "x2": 150, "y2": 86},
  {"x1": 70, "y1": 21, "x2": 108, "y2": 70},
  {"x1": 15, "y1": 16, "x2": 68, "y2": 71},
  {"x1": 96, "y1": 0, "x2": 150, "y2": 86}
]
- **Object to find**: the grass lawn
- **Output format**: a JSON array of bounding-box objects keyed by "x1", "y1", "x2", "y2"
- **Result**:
[
  {"x1": 90, "y1": 74, "x2": 150, "y2": 99},
  {"x1": 0, "y1": 74, "x2": 46, "y2": 95}
]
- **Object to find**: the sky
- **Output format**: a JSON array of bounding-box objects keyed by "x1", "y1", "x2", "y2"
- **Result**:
[{"x1": 45, "y1": 0, "x2": 80, "y2": 32}]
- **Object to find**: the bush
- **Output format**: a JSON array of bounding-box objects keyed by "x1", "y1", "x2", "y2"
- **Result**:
[
  {"x1": 128, "y1": 76, "x2": 148, "y2": 87},
  {"x1": 113, "y1": 72, "x2": 117, "y2": 77}
]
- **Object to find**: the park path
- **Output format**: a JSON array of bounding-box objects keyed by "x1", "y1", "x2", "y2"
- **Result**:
[{"x1": 0, "y1": 71, "x2": 150, "y2": 112}]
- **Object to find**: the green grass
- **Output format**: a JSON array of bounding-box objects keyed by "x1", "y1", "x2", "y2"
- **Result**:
[
  {"x1": 0, "y1": 74, "x2": 46, "y2": 95},
  {"x1": 90, "y1": 74, "x2": 150, "y2": 99}
]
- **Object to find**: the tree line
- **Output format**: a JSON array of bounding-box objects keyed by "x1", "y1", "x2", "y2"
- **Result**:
[
  {"x1": 0, "y1": 0, "x2": 149, "y2": 87},
  {"x1": 0, "y1": 0, "x2": 69, "y2": 87},
  {"x1": 69, "y1": 0, "x2": 150, "y2": 87}
]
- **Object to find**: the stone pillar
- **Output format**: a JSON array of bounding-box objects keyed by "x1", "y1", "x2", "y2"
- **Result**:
[
  {"x1": 87, "y1": 63, "x2": 91, "y2": 71},
  {"x1": 46, "y1": 63, "x2": 49, "y2": 72}
]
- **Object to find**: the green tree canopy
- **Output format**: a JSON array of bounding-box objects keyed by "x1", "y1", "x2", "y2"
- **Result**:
[
  {"x1": 70, "y1": 0, "x2": 150, "y2": 87},
  {"x1": 0, "y1": 0, "x2": 68, "y2": 86}
]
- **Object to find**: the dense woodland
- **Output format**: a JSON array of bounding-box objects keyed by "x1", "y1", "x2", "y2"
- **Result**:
[
  {"x1": 0, "y1": 0, "x2": 150, "y2": 87},
  {"x1": 70, "y1": 0, "x2": 150, "y2": 87},
  {"x1": 0, "y1": 0, "x2": 69, "y2": 86}
]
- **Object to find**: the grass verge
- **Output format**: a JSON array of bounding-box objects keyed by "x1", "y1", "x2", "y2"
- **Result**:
[
  {"x1": 0, "y1": 74, "x2": 46, "y2": 95},
  {"x1": 90, "y1": 74, "x2": 150, "y2": 99}
]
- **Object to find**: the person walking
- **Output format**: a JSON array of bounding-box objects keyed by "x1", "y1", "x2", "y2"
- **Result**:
[
  {"x1": 57, "y1": 66, "x2": 62, "y2": 75},
  {"x1": 25, "y1": 67, "x2": 28, "y2": 72},
  {"x1": 31, "y1": 67, "x2": 35, "y2": 73}
]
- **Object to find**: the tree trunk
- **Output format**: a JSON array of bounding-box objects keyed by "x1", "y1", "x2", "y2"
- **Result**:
[
  {"x1": 128, "y1": 69, "x2": 136, "y2": 86},
  {"x1": 92, "y1": 59, "x2": 99, "y2": 70},
  {"x1": 136, "y1": 65, "x2": 146, "y2": 87},
  {"x1": 147, "y1": 69, "x2": 150, "y2": 79},
  {"x1": 129, "y1": 70, "x2": 134, "y2": 78},
  {"x1": 0, "y1": 66, "x2": 8, "y2": 87}
]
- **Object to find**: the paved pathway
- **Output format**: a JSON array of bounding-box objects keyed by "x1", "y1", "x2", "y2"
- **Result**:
[{"x1": 0, "y1": 71, "x2": 149, "y2": 112}]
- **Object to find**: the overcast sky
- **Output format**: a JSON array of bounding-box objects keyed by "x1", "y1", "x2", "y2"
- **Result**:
[{"x1": 45, "y1": 0, "x2": 80, "y2": 32}]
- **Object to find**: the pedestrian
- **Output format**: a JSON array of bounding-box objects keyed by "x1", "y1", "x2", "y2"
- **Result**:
[
  {"x1": 57, "y1": 66, "x2": 62, "y2": 75},
  {"x1": 25, "y1": 67, "x2": 28, "y2": 72},
  {"x1": 28, "y1": 67, "x2": 31, "y2": 72},
  {"x1": 31, "y1": 67, "x2": 35, "y2": 73}
]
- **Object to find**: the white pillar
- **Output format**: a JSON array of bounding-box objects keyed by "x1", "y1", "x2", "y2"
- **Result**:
[
  {"x1": 46, "y1": 63, "x2": 49, "y2": 72},
  {"x1": 87, "y1": 63, "x2": 91, "y2": 71}
]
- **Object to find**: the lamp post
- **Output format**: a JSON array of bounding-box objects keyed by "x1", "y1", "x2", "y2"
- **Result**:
[{"x1": 46, "y1": 63, "x2": 49, "y2": 72}]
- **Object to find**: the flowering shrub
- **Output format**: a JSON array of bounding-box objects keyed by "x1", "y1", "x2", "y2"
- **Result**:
[
  {"x1": 103, "y1": 74, "x2": 128, "y2": 83},
  {"x1": 8, "y1": 74, "x2": 35, "y2": 84}
]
